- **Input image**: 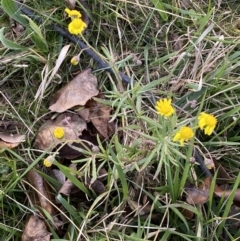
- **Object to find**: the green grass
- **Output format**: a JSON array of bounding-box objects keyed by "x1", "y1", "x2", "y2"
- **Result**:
[{"x1": 1, "y1": 0, "x2": 240, "y2": 240}]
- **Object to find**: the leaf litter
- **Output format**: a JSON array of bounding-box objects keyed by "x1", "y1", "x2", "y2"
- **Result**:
[
  {"x1": 49, "y1": 69, "x2": 99, "y2": 113},
  {"x1": 3, "y1": 1, "x2": 240, "y2": 239},
  {"x1": 34, "y1": 112, "x2": 86, "y2": 150},
  {"x1": 0, "y1": 132, "x2": 25, "y2": 149},
  {"x1": 25, "y1": 67, "x2": 116, "y2": 239}
]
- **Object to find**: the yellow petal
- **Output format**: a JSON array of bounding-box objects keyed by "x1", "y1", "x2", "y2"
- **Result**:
[
  {"x1": 180, "y1": 138, "x2": 185, "y2": 146},
  {"x1": 204, "y1": 126, "x2": 214, "y2": 135},
  {"x1": 173, "y1": 132, "x2": 180, "y2": 142}
]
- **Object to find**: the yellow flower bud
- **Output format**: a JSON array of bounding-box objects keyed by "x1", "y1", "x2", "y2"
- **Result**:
[
  {"x1": 43, "y1": 155, "x2": 55, "y2": 167},
  {"x1": 71, "y1": 55, "x2": 80, "y2": 65}
]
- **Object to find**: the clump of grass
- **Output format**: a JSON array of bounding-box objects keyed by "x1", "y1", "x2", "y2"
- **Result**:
[{"x1": 1, "y1": 0, "x2": 240, "y2": 240}]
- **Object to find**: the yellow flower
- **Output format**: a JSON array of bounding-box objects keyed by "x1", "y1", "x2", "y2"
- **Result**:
[
  {"x1": 68, "y1": 18, "x2": 87, "y2": 35},
  {"x1": 43, "y1": 155, "x2": 55, "y2": 167},
  {"x1": 71, "y1": 55, "x2": 80, "y2": 65},
  {"x1": 53, "y1": 127, "x2": 65, "y2": 139},
  {"x1": 198, "y1": 112, "x2": 217, "y2": 135},
  {"x1": 155, "y1": 98, "x2": 175, "y2": 117},
  {"x1": 65, "y1": 8, "x2": 82, "y2": 19},
  {"x1": 173, "y1": 126, "x2": 194, "y2": 146}
]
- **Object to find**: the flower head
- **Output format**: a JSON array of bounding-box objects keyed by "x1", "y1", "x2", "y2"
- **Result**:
[
  {"x1": 65, "y1": 8, "x2": 82, "y2": 19},
  {"x1": 173, "y1": 126, "x2": 194, "y2": 146},
  {"x1": 43, "y1": 155, "x2": 55, "y2": 167},
  {"x1": 155, "y1": 98, "x2": 175, "y2": 117},
  {"x1": 68, "y1": 18, "x2": 87, "y2": 35},
  {"x1": 53, "y1": 127, "x2": 65, "y2": 139},
  {"x1": 71, "y1": 55, "x2": 80, "y2": 65},
  {"x1": 198, "y1": 112, "x2": 217, "y2": 135}
]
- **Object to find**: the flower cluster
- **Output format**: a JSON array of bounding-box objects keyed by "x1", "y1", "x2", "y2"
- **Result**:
[
  {"x1": 155, "y1": 98, "x2": 175, "y2": 117},
  {"x1": 155, "y1": 98, "x2": 217, "y2": 146},
  {"x1": 173, "y1": 126, "x2": 194, "y2": 146},
  {"x1": 65, "y1": 8, "x2": 87, "y2": 35},
  {"x1": 198, "y1": 112, "x2": 217, "y2": 135}
]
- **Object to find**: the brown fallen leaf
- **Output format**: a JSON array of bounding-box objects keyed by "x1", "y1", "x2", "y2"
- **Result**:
[
  {"x1": 59, "y1": 164, "x2": 77, "y2": 196},
  {"x1": 181, "y1": 208, "x2": 194, "y2": 220},
  {"x1": 186, "y1": 177, "x2": 211, "y2": 205},
  {"x1": 0, "y1": 120, "x2": 23, "y2": 130},
  {"x1": 12, "y1": 22, "x2": 25, "y2": 36},
  {"x1": 22, "y1": 215, "x2": 51, "y2": 241},
  {"x1": 88, "y1": 101, "x2": 114, "y2": 139},
  {"x1": 78, "y1": 108, "x2": 90, "y2": 121},
  {"x1": 49, "y1": 69, "x2": 99, "y2": 113},
  {"x1": 79, "y1": 97, "x2": 115, "y2": 139},
  {"x1": 0, "y1": 133, "x2": 25, "y2": 150},
  {"x1": 27, "y1": 169, "x2": 54, "y2": 215},
  {"x1": 35, "y1": 113, "x2": 86, "y2": 150},
  {"x1": 214, "y1": 188, "x2": 240, "y2": 207},
  {"x1": 86, "y1": 177, "x2": 106, "y2": 194},
  {"x1": 0, "y1": 133, "x2": 25, "y2": 143},
  {"x1": 213, "y1": 159, "x2": 233, "y2": 184},
  {"x1": 57, "y1": 129, "x2": 98, "y2": 159}
]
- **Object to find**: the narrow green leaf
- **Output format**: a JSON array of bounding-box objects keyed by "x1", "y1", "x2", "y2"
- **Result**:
[
  {"x1": 21, "y1": 14, "x2": 48, "y2": 51},
  {"x1": 151, "y1": 0, "x2": 168, "y2": 21},
  {"x1": 1, "y1": 0, "x2": 28, "y2": 26},
  {"x1": 0, "y1": 27, "x2": 26, "y2": 50},
  {"x1": 21, "y1": 14, "x2": 44, "y2": 39},
  {"x1": 109, "y1": 147, "x2": 128, "y2": 201},
  {"x1": 56, "y1": 194, "x2": 79, "y2": 219},
  {"x1": 54, "y1": 162, "x2": 90, "y2": 195}
]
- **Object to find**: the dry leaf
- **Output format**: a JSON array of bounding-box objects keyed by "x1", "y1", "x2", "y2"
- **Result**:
[
  {"x1": 84, "y1": 98, "x2": 114, "y2": 139},
  {"x1": 214, "y1": 159, "x2": 233, "y2": 184},
  {"x1": 0, "y1": 133, "x2": 25, "y2": 143},
  {"x1": 49, "y1": 69, "x2": 99, "y2": 113},
  {"x1": 51, "y1": 169, "x2": 66, "y2": 184},
  {"x1": 89, "y1": 104, "x2": 113, "y2": 139},
  {"x1": 78, "y1": 108, "x2": 90, "y2": 121},
  {"x1": 214, "y1": 185, "x2": 240, "y2": 207},
  {"x1": 12, "y1": 22, "x2": 25, "y2": 36},
  {"x1": 22, "y1": 215, "x2": 51, "y2": 241},
  {"x1": 27, "y1": 169, "x2": 54, "y2": 215},
  {"x1": 0, "y1": 120, "x2": 23, "y2": 130},
  {"x1": 0, "y1": 133, "x2": 25, "y2": 149},
  {"x1": 57, "y1": 129, "x2": 98, "y2": 159},
  {"x1": 86, "y1": 177, "x2": 106, "y2": 194},
  {"x1": 186, "y1": 177, "x2": 211, "y2": 205},
  {"x1": 181, "y1": 208, "x2": 194, "y2": 220},
  {"x1": 59, "y1": 164, "x2": 77, "y2": 196},
  {"x1": 35, "y1": 113, "x2": 86, "y2": 150}
]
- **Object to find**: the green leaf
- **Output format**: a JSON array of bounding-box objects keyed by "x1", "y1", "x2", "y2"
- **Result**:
[
  {"x1": 0, "y1": 27, "x2": 26, "y2": 50},
  {"x1": 21, "y1": 14, "x2": 44, "y2": 39},
  {"x1": 21, "y1": 15, "x2": 48, "y2": 51},
  {"x1": 151, "y1": 0, "x2": 168, "y2": 21},
  {"x1": 54, "y1": 162, "x2": 90, "y2": 195},
  {"x1": 1, "y1": 0, "x2": 28, "y2": 26},
  {"x1": 109, "y1": 146, "x2": 128, "y2": 201}
]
